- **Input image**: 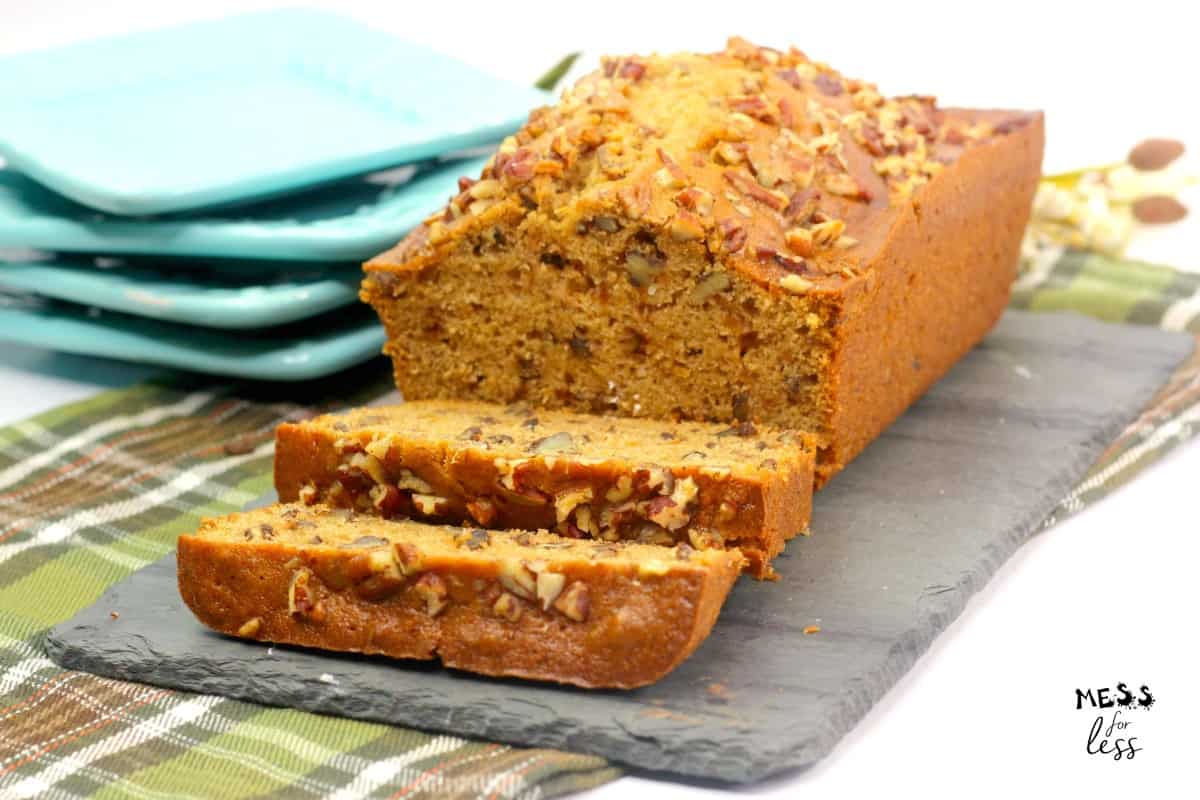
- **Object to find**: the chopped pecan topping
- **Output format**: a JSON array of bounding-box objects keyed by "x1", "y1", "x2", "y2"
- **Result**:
[
  {"x1": 785, "y1": 187, "x2": 820, "y2": 220},
  {"x1": 755, "y1": 246, "x2": 808, "y2": 273},
  {"x1": 784, "y1": 227, "x2": 814, "y2": 257},
  {"x1": 823, "y1": 173, "x2": 871, "y2": 201},
  {"x1": 775, "y1": 68, "x2": 803, "y2": 90},
  {"x1": 718, "y1": 219, "x2": 748, "y2": 253},
  {"x1": 723, "y1": 170, "x2": 788, "y2": 210},
  {"x1": 727, "y1": 94, "x2": 778, "y2": 124},
  {"x1": 675, "y1": 187, "x2": 714, "y2": 217},
  {"x1": 810, "y1": 219, "x2": 846, "y2": 247},
  {"x1": 668, "y1": 209, "x2": 706, "y2": 242},
  {"x1": 780, "y1": 274, "x2": 812, "y2": 294}
]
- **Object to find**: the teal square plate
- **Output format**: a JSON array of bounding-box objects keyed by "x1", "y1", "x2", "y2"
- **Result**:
[
  {"x1": 0, "y1": 250, "x2": 362, "y2": 329},
  {"x1": 0, "y1": 292, "x2": 384, "y2": 381},
  {"x1": 0, "y1": 9, "x2": 544, "y2": 215},
  {"x1": 0, "y1": 156, "x2": 488, "y2": 262}
]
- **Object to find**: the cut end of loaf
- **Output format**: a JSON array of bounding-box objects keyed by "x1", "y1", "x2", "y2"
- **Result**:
[{"x1": 178, "y1": 503, "x2": 742, "y2": 688}]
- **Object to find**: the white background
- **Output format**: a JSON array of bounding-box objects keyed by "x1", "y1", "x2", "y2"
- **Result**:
[{"x1": 2, "y1": 2, "x2": 1199, "y2": 798}]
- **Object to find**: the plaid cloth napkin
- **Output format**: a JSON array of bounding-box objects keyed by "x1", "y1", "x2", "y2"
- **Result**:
[{"x1": 2, "y1": 247, "x2": 1198, "y2": 799}]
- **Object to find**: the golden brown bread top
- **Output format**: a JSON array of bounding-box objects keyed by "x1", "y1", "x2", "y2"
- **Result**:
[{"x1": 368, "y1": 37, "x2": 1039, "y2": 295}]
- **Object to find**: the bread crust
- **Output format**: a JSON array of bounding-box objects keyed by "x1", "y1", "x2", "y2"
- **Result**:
[
  {"x1": 359, "y1": 40, "x2": 1043, "y2": 486},
  {"x1": 274, "y1": 401, "x2": 813, "y2": 577},
  {"x1": 177, "y1": 504, "x2": 742, "y2": 689},
  {"x1": 819, "y1": 109, "x2": 1044, "y2": 479}
]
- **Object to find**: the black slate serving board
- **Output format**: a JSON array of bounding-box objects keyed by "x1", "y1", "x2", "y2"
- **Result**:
[{"x1": 45, "y1": 311, "x2": 1193, "y2": 783}]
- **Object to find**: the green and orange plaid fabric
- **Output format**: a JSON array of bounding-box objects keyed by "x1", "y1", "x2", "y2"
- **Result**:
[{"x1": 1, "y1": 247, "x2": 1198, "y2": 799}]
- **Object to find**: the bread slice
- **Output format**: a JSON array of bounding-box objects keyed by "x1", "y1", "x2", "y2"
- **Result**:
[
  {"x1": 177, "y1": 503, "x2": 743, "y2": 688},
  {"x1": 360, "y1": 38, "x2": 1043, "y2": 486},
  {"x1": 275, "y1": 401, "x2": 813, "y2": 578}
]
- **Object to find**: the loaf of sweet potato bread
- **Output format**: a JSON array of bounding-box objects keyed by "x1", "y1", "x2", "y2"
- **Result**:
[
  {"x1": 275, "y1": 401, "x2": 814, "y2": 578},
  {"x1": 362, "y1": 37, "x2": 1044, "y2": 485},
  {"x1": 177, "y1": 503, "x2": 742, "y2": 688}
]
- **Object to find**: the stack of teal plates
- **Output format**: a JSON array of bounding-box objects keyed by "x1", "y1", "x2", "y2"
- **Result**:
[{"x1": 0, "y1": 9, "x2": 548, "y2": 380}]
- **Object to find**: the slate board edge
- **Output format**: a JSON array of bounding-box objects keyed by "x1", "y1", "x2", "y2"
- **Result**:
[{"x1": 45, "y1": 604, "x2": 798, "y2": 783}]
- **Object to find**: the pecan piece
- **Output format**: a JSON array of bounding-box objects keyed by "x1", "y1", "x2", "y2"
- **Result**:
[
  {"x1": 530, "y1": 431, "x2": 575, "y2": 454},
  {"x1": 369, "y1": 484, "x2": 407, "y2": 518},
  {"x1": 466, "y1": 498, "x2": 498, "y2": 526},
  {"x1": 393, "y1": 542, "x2": 424, "y2": 576},
  {"x1": 554, "y1": 486, "x2": 594, "y2": 524},
  {"x1": 355, "y1": 547, "x2": 406, "y2": 601},
  {"x1": 723, "y1": 170, "x2": 788, "y2": 210},
  {"x1": 668, "y1": 209, "x2": 706, "y2": 242},
  {"x1": 727, "y1": 94, "x2": 778, "y2": 124},
  {"x1": 823, "y1": 173, "x2": 871, "y2": 201},
  {"x1": 455, "y1": 528, "x2": 491, "y2": 550},
  {"x1": 813, "y1": 73, "x2": 844, "y2": 96},
  {"x1": 493, "y1": 591, "x2": 523, "y2": 622},
  {"x1": 236, "y1": 617, "x2": 262, "y2": 638},
  {"x1": 784, "y1": 227, "x2": 815, "y2": 257},
  {"x1": 775, "y1": 68, "x2": 803, "y2": 90},
  {"x1": 755, "y1": 246, "x2": 808, "y2": 274},
  {"x1": 411, "y1": 494, "x2": 449, "y2": 516},
  {"x1": 785, "y1": 187, "x2": 820, "y2": 220},
  {"x1": 535, "y1": 570, "x2": 567, "y2": 610},
  {"x1": 348, "y1": 451, "x2": 388, "y2": 485},
  {"x1": 553, "y1": 581, "x2": 592, "y2": 622},
  {"x1": 675, "y1": 187, "x2": 715, "y2": 217},
  {"x1": 780, "y1": 274, "x2": 813, "y2": 294},
  {"x1": 688, "y1": 271, "x2": 732, "y2": 305},
  {"x1": 623, "y1": 251, "x2": 665, "y2": 288},
  {"x1": 287, "y1": 569, "x2": 322, "y2": 619},
  {"x1": 617, "y1": 58, "x2": 646, "y2": 81},
  {"x1": 413, "y1": 573, "x2": 448, "y2": 616},
  {"x1": 718, "y1": 219, "x2": 747, "y2": 253},
  {"x1": 340, "y1": 535, "x2": 389, "y2": 549},
  {"x1": 498, "y1": 559, "x2": 536, "y2": 600}
]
